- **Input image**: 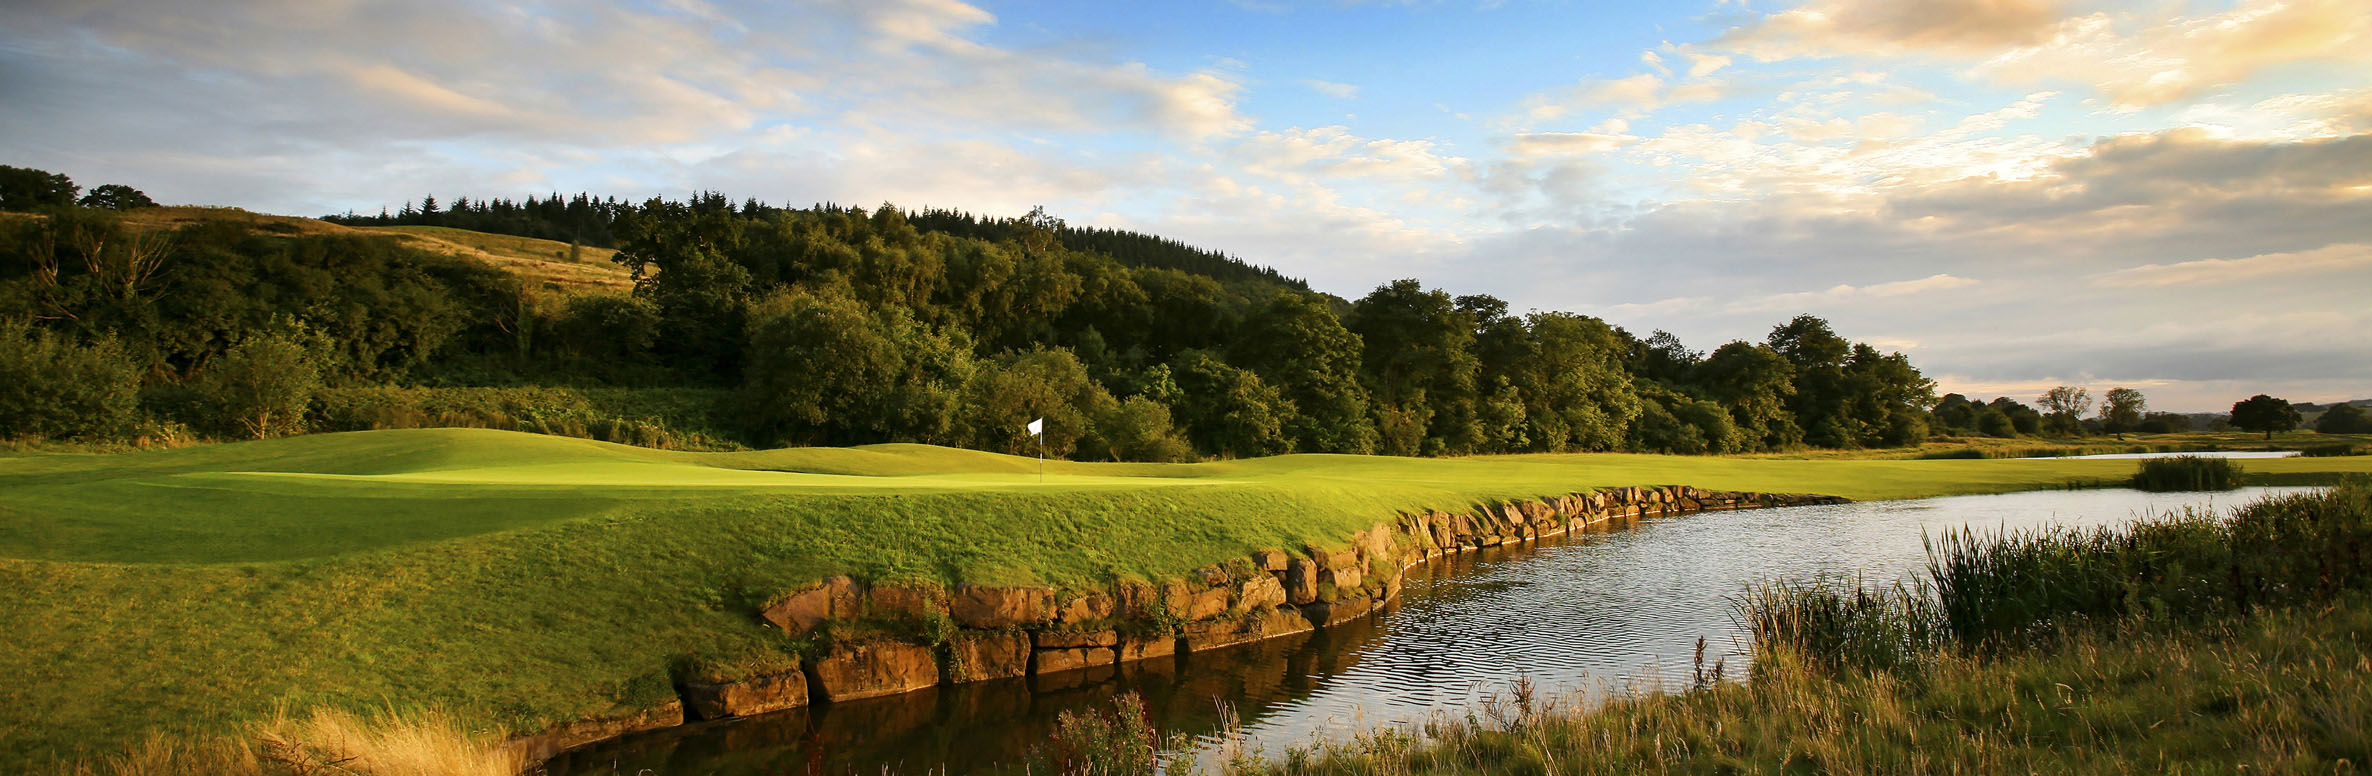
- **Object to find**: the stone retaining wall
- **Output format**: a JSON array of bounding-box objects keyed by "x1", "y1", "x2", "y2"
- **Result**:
[{"x1": 517, "y1": 484, "x2": 1844, "y2": 760}]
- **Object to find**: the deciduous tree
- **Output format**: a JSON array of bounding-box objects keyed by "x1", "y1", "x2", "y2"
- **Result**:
[{"x1": 2230, "y1": 394, "x2": 2301, "y2": 439}]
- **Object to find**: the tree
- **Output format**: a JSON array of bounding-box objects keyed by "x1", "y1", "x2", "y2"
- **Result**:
[
  {"x1": 2137, "y1": 412, "x2": 2191, "y2": 434},
  {"x1": 740, "y1": 288, "x2": 973, "y2": 446},
  {"x1": 2230, "y1": 394, "x2": 2301, "y2": 439},
  {"x1": 1692, "y1": 341, "x2": 1800, "y2": 451},
  {"x1": 1989, "y1": 396, "x2": 2042, "y2": 435},
  {"x1": 2316, "y1": 403, "x2": 2372, "y2": 435},
  {"x1": 1515, "y1": 311, "x2": 1640, "y2": 452},
  {"x1": 0, "y1": 321, "x2": 139, "y2": 440},
  {"x1": 959, "y1": 348, "x2": 1116, "y2": 458},
  {"x1": 1169, "y1": 350, "x2": 1290, "y2": 458},
  {"x1": 195, "y1": 333, "x2": 322, "y2": 439},
  {"x1": 1347, "y1": 279, "x2": 1480, "y2": 455},
  {"x1": 2098, "y1": 387, "x2": 2146, "y2": 440},
  {"x1": 1085, "y1": 396, "x2": 1195, "y2": 462},
  {"x1": 0, "y1": 165, "x2": 77, "y2": 211},
  {"x1": 1766, "y1": 315, "x2": 1856, "y2": 447},
  {"x1": 78, "y1": 184, "x2": 158, "y2": 210},
  {"x1": 1234, "y1": 292, "x2": 1378, "y2": 454},
  {"x1": 2037, "y1": 386, "x2": 2091, "y2": 436}
]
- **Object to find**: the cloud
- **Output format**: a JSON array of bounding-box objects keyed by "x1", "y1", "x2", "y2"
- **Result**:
[
  {"x1": 1724, "y1": 0, "x2": 2372, "y2": 110},
  {"x1": 1303, "y1": 79, "x2": 1361, "y2": 99},
  {"x1": 1508, "y1": 132, "x2": 1640, "y2": 156},
  {"x1": 1979, "y1": 0, "x2": 2372, "y2": 109},
  {"x1": 1729, "y1": 273, "x2": 1980, "y2": 314},
  {"x1": 2093, "y1": 243, "x2": 2372, "y2": 288},
  {"x1": 1724, "y1": 0, "x2": 2069, "y2": 57}
]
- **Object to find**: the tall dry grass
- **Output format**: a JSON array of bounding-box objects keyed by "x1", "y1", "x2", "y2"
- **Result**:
[{"x1": 32, "y1": 706, "x2": 521, "y2": 776}]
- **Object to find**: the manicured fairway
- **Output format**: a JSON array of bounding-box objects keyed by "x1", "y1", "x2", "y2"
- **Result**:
[{"x1": 2, "y1": 429, "x2": 2367, "y2": 762}]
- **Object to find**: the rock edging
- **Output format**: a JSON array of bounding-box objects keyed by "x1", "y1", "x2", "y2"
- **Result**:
[{"x1": 517, "y1": 484, "x2": 1843, "y2": 761}]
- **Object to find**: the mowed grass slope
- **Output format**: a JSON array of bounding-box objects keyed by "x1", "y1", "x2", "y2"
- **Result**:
[{"x1": 4, "y1": 429, "x2": 2369, "y2": 762}]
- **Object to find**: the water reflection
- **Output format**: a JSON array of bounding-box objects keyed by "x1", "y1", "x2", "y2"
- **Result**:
[{"x1": 552, "y1": 486, "x2": 2313, "y2": 775}]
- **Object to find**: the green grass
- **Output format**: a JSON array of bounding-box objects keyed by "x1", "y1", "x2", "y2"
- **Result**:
[{"x1": 4, "y1": 429, "x2": 2371, "y2": 763}]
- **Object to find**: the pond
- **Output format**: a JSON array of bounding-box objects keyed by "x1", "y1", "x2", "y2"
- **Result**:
[{"x1": 548, "y1": 485, "x2": 2317, "y2": 775}]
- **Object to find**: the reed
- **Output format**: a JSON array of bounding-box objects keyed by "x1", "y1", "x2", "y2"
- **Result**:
[{"x1": 2129, "y1": 454, "x2": 2242, "y2": 491}]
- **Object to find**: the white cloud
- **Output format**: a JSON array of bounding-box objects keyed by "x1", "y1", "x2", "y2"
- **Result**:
[
  {"x1": 2093, "y1": 243, "x2": 2372, "y2": 288},
  {"x1": 1729, "y1": 273, "x2": 1979, "y2": 314},
  {"x1": 1303, "y1": 79, "x2": 1361, "y2": 99}
]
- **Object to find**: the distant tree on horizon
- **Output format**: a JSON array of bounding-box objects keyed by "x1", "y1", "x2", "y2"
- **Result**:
[
  {"x1": 0, "y1": 165, "x2": 78, "y2": 211},
  {"x1": 78, "y1": 184, "x2": 157, "y2": 211},
  {"x1": 2038, "y1": 385, "x2": 2091, "y2": 437},
  {"x1": 2315, "y1": 403, "x2": 2371, "y2": 435},
  {"x1": 2099, "y1": 387, "x2": 2146, "y2": 440},
  {"x1": 2231, "y1": 394, "x2": 2302, "y2": 439}
]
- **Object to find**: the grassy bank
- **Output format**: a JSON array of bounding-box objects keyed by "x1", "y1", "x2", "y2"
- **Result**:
[
  {"x1": 1210, "y1": 480, "x2": 2372, "y2": 775},
  {"x1": 5, "y1": 430, "x2": 2371, "y2": 765},
  {"x1": 1222, "y1": 594, "x2": 2371, "y2": 775}
]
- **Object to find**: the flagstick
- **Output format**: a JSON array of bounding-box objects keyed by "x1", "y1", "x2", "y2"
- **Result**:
[{"x1": 1038, "y1": 433, "x2": 1044, "y2": 483}]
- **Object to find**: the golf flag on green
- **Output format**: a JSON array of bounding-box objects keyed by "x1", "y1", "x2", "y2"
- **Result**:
[{"x1": 1027, "y1": 418, "x2": 1044, "y2": 481}]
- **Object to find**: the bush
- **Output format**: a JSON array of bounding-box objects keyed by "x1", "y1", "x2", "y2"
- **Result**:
[
  {"x1": 2130, "y1": 455, "x2": 2242, "y2": 491},
  {"x1": 311, "y1": 385, "x2": 737, "y2": 450},
  {"x1": 193, "y1": 334, "x2": 321, "y2": 439},
  {"x1": 2300, "y1": 443, "x2": 2367, "y2": 458},
  {"x1": 0, "y1": 321, "x2": 140, "y2": 440}
]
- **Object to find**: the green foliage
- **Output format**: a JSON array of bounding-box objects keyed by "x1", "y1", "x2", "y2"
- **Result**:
[
  {"x1": 0, "y1": 320, "x2": 139, "y2": 440},
  {"x1": 1235, "y1": 292, "x2": 1377, "y2": 454},
  {"x1": 1170, "y1": 349, "x2": 1290, "y2": 458},
  {"x1": 961, "y1": 347, "x2": 1112, "y2": 458},
  {"x1": 2098, "y1": 387, "x2": 2146, "y2": 438},
  {"x1": 2130, "y1": 455, "x2": 2243, "y2": 491},
  {"x1": 1349, "y1": 279, "x2": 1483, "y2": 455},
  {"x1": 0, "y1": 165, "x2": 77, "y2": 211},
  {"x1": 1031, "y1": 692, "x2": 1197, "y2": 776},
  {"x1": 2231, "y1": 394, "x2": 2301, "y2": 439},
  {"x1": 193, "y1": 333, "x2": 320, "y2": 439},
  {"x1": 1084, "y1": 396, "x2": 1195, "y2": 462},
  {"x1": 1693, "y1": 341, "x2": 1800, "y2": 451},
  {"x1": 1737, "y1": 577, "x2": 1942, "y2": 675},
  {"x1": 1930, "y1": 481, "x2": 2369, "y2": 650},
  {"x1": 2037, "y1": 385, "x2": 2091, "y2": 436},
  {"x1": 78, "y1": 184, "x2": 158, "y2": 211},
  {"x1": 740, "y1": 287, "x2": 973, "y2": 447},
  {"x1": 310, "y1": 384, "x2": 735, "y2": 449},
  {"x1": 2315, "y1": 403, "x2": 2371, "y2": 434}
]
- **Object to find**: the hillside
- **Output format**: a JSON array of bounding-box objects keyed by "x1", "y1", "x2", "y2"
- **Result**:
[
  {"x1": 5, "y1": 428, "x2": 2372, "y2": 761},
  {"x1": 108, "y1": 206, "x2": 633, "y2": 294}
]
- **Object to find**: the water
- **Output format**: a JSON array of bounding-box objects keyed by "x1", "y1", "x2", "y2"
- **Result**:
[
  {"x1": 2018, "y1": 450, "x2": 2301, "y2": 460},
  {"x1": 549, "y1": 486, "x2": 2315, "y2": 775}
]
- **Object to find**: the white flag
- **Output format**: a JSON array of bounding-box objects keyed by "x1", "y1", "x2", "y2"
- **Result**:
[{"x1": 1027, "y1": 418, "x2": 1044, "y2": 436}]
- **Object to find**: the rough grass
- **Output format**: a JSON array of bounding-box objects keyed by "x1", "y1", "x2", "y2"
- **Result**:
[
  {"x1": 4, "y1": 429, "x2": 2370, "y2": 763},
  {"x1": 1237, "y1": 595, "x2": 2372, "y2": 775},
  {"x1": 1235, "y1": 482, "x2": 2372, "y2": 776},
  {"x1": 26, "y1": 706, "x2": 519, "y2": 776}
]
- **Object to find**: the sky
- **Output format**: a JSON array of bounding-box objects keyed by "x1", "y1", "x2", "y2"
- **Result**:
[{"x1": 3, "y1": 0, "x2": 2368, "y2": 413}]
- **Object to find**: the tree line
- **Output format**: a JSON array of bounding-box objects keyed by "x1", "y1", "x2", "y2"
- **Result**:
[{"x1": 9, "y1": 167, "x2": 2337, "y2": 458}]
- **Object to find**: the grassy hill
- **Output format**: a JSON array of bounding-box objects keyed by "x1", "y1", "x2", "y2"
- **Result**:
[
  {"x1": 109, "y1": 206, "x2": 635, "y2": 295},
  {"x1": 4, "y1": 429, "x2": 2371, "y2": 763}
]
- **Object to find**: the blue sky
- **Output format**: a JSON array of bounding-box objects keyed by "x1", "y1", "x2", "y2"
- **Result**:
[{"x1": 4, "y1": 0, "x2": 2369, "y2": 412}]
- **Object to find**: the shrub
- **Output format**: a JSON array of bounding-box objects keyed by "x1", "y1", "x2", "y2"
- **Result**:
[
  {"x1": 193, "y1": 334, "x2": 321, "y2": 439},
  {"x1": 2130, "y1": 455, "x2": 2242, "y2": 491},
  {"x1": 0, "y1": 321, "x2": 140, "y2": 440}
]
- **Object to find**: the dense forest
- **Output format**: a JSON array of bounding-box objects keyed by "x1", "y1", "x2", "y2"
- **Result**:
[{"x1": 5, "y1": 164, "x2": 2012, "y2": 460}]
